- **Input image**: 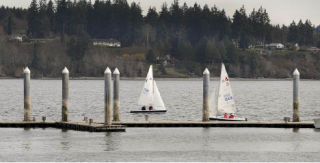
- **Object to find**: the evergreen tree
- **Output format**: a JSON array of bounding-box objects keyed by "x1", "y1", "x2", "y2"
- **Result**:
[
  {"x1": 232, "y1": 6, "x2": 249, "y2": 40},
  {"x1": 27, "y1": 0, "x2": 39, "y2": 37},
  {"x1": 146, "y1": 49, "x2": 156, "y2": 63},
  {"x1": 288, "y1": 21, "x2": 298, "y2": 43},
  {"x1": 7, "y1": 15, "x2": 12, "y2": 35},
  {"x1": 145, "y1": 7, "x2": 158, "y2": 26},
  {"x1": 56, "y1": 0, "x2": 67, "y2": 40},
  {"x1": 47, "y1": 0, "x2": 55, "y2": 31},
  {"x1": 38, "y1": 0, "x2": 50, "y2": 37},
  {"x1": 177, "y1": 40, "x2": 194, "y2": 60}
]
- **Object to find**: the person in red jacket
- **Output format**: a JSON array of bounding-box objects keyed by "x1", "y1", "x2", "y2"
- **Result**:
[
  {"x1": 229, "y1": 113, "x2": 235, "y2": 119},
  {"x1": 224, "y1": 113, "x2": 228, "y2": 118}
]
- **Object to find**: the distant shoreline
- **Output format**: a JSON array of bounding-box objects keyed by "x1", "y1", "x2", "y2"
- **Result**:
[{"x1": 0, "y1": 76, "x2": 317, "y2": 81}]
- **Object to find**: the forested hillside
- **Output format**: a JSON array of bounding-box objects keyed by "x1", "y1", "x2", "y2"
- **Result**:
[{"x1": 0, "y1": 0, "x2": 320, "y2": 78}]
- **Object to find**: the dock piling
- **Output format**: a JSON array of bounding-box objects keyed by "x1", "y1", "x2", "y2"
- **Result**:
[
  {"x1": 104, "y1": 67, "x2": 112, "y2": 126},
  {"x1": 62, "y1": 67, "x2": 69, "y2": 122},
  {"x1": 23, "y1": 67, "x2": 31, "y2": 121},
  {"x1": 293, "y1": 68, "x2": 300, "y2": 122},
  {"x1": 203, "y1": 68, "x2": 210, "y2": 121},
  {"x1": 113, "y1": 68, "x2": 120, "y2": 122}
]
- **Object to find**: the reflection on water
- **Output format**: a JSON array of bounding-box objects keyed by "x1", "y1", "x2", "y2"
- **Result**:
[
  {"x1": 104, "y1": 132, "x2": 120, "y2": 151},
  {"x1": 60, "y1": 130, "x2": 71, "y2": 151},
  {"x1": 1, "y1": 128, "x2": 320, "y2": 161},
  {"x1": 22, "y1": 143, "x2": 31, "y2": 151},
  {"x1": 293, "y1": 128, "x2": 300, "y2": 133},
  {"x1": 144, "y1": 114, "x2": 149, "y2": 121}
]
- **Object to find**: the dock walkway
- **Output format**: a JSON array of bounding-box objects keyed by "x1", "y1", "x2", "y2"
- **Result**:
[
  {"x1": 0, "y1": 121, "x2": 126, "y2": 132},
  {"x1": 0, "y1": 121, "x2": 315, "y2": 132},
  {"x1": 113, "y1": 121, "x2": 315, "y2": 128}
]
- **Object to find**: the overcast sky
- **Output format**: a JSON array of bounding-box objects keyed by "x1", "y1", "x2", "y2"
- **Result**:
[{"x1": 1, "y1": 0, "x2": 319, "y2": 26}]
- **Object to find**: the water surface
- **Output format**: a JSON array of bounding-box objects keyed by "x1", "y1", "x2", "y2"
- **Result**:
[
  {"x1": 1, "y1": 79, "x2": 320, "y2": 161},
  {"x1": 0, "y1": 79, "x2": 319, "y2": 121},
  {"x1": 1, "y1": 128, "x2": 320, "y2": 161}
]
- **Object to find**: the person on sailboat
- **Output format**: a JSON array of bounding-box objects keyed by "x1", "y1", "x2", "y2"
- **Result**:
[
  {"x1": 141, "y1": 106, "x2": 146, "y2": 110},
  {"x1": 149, "y1": 106, "x2": 153, "y2": 110},
  {"x1": 224, "y1": 113, "x2": 228, "y2": 118},
  {"x1": 229, "y1": 113, "x2": 235, "y2": 119}
]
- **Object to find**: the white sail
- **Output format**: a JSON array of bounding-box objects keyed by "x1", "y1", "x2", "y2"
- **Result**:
[
  {"x1": 217, "y1": 63, "x2": 236, "y2": 115},
  {"x1": 137, "y1": 65, "x2": 166, "y2": 110},
  {"x1": 153, "y1": 81, "x2": 166, "y2": 110},
  {"x1": 138, "y1": 65, "x2": 154, "y2": 107}
]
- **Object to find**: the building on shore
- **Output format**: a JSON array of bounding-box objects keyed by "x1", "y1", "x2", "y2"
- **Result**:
[
  {"x1": 265, "y1": 43, "x2": 285, "y2": 49},
  {"x1": 92, "y1": 39, "x2": 121, "y2": 47}
]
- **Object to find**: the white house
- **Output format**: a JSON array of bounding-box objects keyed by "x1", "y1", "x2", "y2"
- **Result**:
[
  {"x1": 308, "y1": 47, "x2": 320, "y2": 52},
  {"x1": 92, "y1": 39, "x2": 121, "y2": 47},
  {"x1": 266, "y1": 43, "x2": 284, "y2": 49},
  {"x1": 8, "y1": 35, "x2": 23, "y2": 42}
]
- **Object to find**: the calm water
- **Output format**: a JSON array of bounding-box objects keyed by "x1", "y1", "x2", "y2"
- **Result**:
[
  {"x1": 1, "y1": 128, "x2": 320, "y2": 161},
  {"x1": 1, "y1": 79, "x2": 320, "y2": 161},
  {"x1": 0, "y1": 79, "x2": 320, "y2": 121}
]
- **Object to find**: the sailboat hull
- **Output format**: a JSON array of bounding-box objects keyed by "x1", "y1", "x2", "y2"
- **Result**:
[
  {"x1": 210, "y1": 116, "x2": 247, "y2": 121},
  {"x1": 314, "y1": 118, "x2": 320, "y2": 128},
  {"x1": 130, "y1": 110, "x2": 167, "y2": 113}
]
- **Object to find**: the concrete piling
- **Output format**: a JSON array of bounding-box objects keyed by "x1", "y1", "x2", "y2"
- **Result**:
[
  {"x1": 104, "y1": 67, "x2": 112, "y2": 126},
  {"x1": 113, "y1": 68, "x2": 120, "y2": 122},
  {"x1": 293, "y1": 68, "x2": 300, "y2": 122},
  {"x1": 62, "y1": 67, "x2": 69, "y2": 122},
  {"x1": 203, "y1": 68, "x2": 210, "y2": 121},
  {"x1": 23, "y1": 67, "x2": 31, "y2": 121}
]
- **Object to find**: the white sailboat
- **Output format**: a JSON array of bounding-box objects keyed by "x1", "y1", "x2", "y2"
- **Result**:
[
  {"x1": 130, "y1": 65, "x2": 167, "y2": 113},
  {"x1": 210, "y1": 63, "x2": 247, "y2": 121}
]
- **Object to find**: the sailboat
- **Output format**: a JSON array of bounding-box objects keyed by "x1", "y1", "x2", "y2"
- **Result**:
[
  {"x1": 210, "y1": 63, "x2": 247, "y2": 121},
  {"x1": 130, "y1": 65, "x2": 167, "y2": 113}
]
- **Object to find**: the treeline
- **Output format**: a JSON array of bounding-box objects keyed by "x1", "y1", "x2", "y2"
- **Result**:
[
  {"x1": 24, "y1": 0, "x2": 320, "y2": 45},
  {"x1": 0, "y1": 6, "x2": 27, "y2": 35},
  {"x1": 23, "y1": 0, "x2": 320, "y2": 62},
  {"x1": 0, "y1": 0, "x2": 320, "y2": 78}
]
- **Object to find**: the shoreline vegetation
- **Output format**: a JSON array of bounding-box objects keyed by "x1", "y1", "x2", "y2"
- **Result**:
[{"x1": 0, "y1": 0, "x2": 319, "y2": 79}]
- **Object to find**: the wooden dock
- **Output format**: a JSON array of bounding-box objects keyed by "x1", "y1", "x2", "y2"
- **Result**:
[
  {"x1": 0, "y1": 121, "x2": 315, "y2": 131},
  {"x1": 55, "y1": 122, "x2": 125, "y2": 132},
  {"x1": 112, "y1": 121, "x2": 315, "y2": 128},
  {"x1": 0, "y1": 121, "x2": 126, "y2": 132}
]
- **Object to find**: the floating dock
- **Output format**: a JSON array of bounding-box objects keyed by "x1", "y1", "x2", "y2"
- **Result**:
[
  {"x1": 113, "y1": 121, "x2": 315, "y2": 128},
  {"x1": 0, "y1": 121, "x2": 126, "y2": 132},
  {"x1": 0, "y1": 121, "x2": 315, "y2": 131}
]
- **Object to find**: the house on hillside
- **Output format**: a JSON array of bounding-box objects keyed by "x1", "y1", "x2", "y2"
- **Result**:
[
  {"x1": 231, "y1": 39, "x2": 239, "y2": 48},
  {"x1": 308, "y1": 47, "x2": 320, "y2": 52},
  {"x1": 156, "y1": 54, "x2": 175, "y2": 65},
  {"x1": 8, "y1": 35, "x2": 23, "y2": 42},
  {"x1": 265, "y1": 43, "x2": 285, "y2": 49},
  {"x1": 92, "y1": 39, "x2": 121, "y2": 47}
]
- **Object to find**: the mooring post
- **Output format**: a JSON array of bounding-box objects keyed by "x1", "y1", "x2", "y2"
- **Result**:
[
  {"x1": 293, "y1": 68, "x2": 300, "y2": 122},
  {"x1": 113, "y1": 68, "x2": 120, "y2": 122},
  {"x1": 104, "y1": 67, "x2": 112, "y2": 126},
  {"x1": 62, "y1": 67, "x2": 69, "y2": 122},
  {"x1": 24, "y1": 67, "x2": 31, "y2": 121},
  {"x1": 203, "y1": 68, "x2": 210, "y2": 121}
]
